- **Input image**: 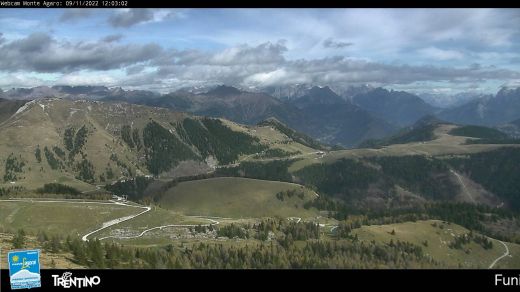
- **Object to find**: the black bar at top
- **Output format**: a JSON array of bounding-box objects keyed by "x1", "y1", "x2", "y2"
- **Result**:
[{"x1": 0, "y1": 0, "x2": 518, "y2": 8}]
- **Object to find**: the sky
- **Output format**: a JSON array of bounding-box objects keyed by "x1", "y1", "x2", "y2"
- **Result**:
[{"x1": 0, "y1": 8, "x2": 519, "y2": 95}]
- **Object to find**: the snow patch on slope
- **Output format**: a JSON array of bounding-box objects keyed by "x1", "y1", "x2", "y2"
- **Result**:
[{"x1": 14, "y1": 99, "x2": 37, "y2": 116}]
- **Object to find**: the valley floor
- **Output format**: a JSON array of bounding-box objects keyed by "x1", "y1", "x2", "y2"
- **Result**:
[{"x1": 1, "y1": 197, "x2": 518, "y2": 269}]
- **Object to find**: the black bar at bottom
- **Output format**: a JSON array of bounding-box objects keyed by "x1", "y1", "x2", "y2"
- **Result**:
[{"x1": 2, "y1": 269, "x2": 520, "y2": 291}]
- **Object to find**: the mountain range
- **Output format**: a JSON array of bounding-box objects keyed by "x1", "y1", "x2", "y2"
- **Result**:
[
  {"x1": 102, "y1": 85, "x2": 399, "y2": 147},
  {"x1": 0, "y1": 97, "x2": 324, "y2": 191},
  {"x1": 352, "y1": 87, "x2": 438, "y2": 127},
  {"x1": 418, "y1": 91, "x2": 489, "y2": 109},
  {"x1": 438, "y1": 87, "x2": 520, "y2": 126},
  {"x1": 2, "y1": 84, "x2": 520, "y2": 147}
]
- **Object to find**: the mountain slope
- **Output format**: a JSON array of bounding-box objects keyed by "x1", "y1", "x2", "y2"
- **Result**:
[
  {"x1": 285, "y1": 86, "x2": 397, "y2": 147},
  {"x1": 0, "y1": 98, "x2": 27, "y2": 124},
  {"x1": 295, "y1": 103, "x2": 396, "y2": 147},
  {"x1": 358, "y1": 115, "x2": 445, "y2": 147},
  {"x1": 0, "y1": 98, "x2": 318, "y2": 191},
  {"x1": 153, "y1": 177, "x2": 319, "y2": 218},
  {"x1": 257, "y1": 117, "x2": 330, "y2": 150},
  {"x1": 352, "y1": 88, "x2": 437, "y2": 127},
  {"x1": 102, "y1": 85, "x2": 396, "y2": 147},
  {"x1": 292, "y1": 86, "x2": 345, "y2": 109},
  {"x1": 439, "y1": 87, "x2": 520, "y2": 126},
  {"x1": 448, "y1": 125, "x2": 509, "y2": 140},
  {"x1": 497, "y1": 118, "x2": 520, "y2": 138}
]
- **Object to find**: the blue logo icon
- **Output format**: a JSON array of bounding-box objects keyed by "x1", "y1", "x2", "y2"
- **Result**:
[{"x1": 8, "y1": 249, "x2": 41, "y2": 290}]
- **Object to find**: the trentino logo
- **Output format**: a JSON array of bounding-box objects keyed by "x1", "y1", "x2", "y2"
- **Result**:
[
  {"x1": 52, "y1": 272, "x2": 101, "y2": 288},
  {"x1": 8, "y1": 249, "x2": 41, "y2": 290}
]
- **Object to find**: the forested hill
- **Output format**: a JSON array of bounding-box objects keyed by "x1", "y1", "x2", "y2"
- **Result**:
[
  {"x1": 0, "y1": 98, "x2": 318, "y2": 191},
  {"x1": 358, "y1": 116, "x2": 446, "y2": 148},
  {"x1": 257, "y1": 117, "x2": 332, "y2": 150}
]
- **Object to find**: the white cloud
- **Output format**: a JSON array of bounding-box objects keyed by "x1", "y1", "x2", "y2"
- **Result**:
[
  {"x1": 418, "y1": 47, "x2": 465, "y2": 61},
  {"x1": 1, "y1": 9, "x2": 519, "y2": 94},
  {"x1": 57, "y1": 71, "x2": 118, "y2": 86},
  {"x1": 244, "y1": 68, "x2": 290, "y2": 86},
  {"x1": 0, "y1": 73, "x2": 47, "y2": 88}
]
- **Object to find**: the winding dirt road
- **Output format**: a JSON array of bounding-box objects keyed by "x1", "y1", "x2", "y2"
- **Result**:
[
  {"x1": 489, "y1": 240, "x2": 510, "y2": 269},
  {"x1": 81, "y1": 202, "x2": 151, "y2": 242},
  {"x1": 0, "y1": 197, "x2": 223, "y2": 242},
  {"x1": 98, "y1": 218, "x2": 220, "y2": 241}
]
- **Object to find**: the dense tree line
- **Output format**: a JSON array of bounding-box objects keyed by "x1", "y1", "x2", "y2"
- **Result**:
[
  {"x1": 362, "y1": 203, "x2": 499, "y2": 233},
  {"x1": 303, "y1": 196, "x2": 358, "y2": 220},
  {"x1": 37, "y1": 231, "x2": 64, "y2": 254},
  {"x1": 64, "y1": 236, "x2": 434, "y2": 269},
  {"x1": 447, "y1": 148, "x2": 520, "y2": 210},
  {"x1": 472, "y1": 233, "x2": 494, "y2": 250},
  {"x1": 276, "y1": 189, "x2": 305, "y2": 201},
  {"x1": 305, "y1": 193, "x2": 517, "y2": 242},
  {"x1": 12, "y1": 229, "x2": 26, "y2": 249},
  {"x1": 175, "y1": 118, "x2": 266, "y2": 165},
  {"x1": 71, "y1": 126, "x2": 89, "y2": 158},
  {"x1": 44, "y1": 146, "x2": 61, "y2": 170},
  {"x1": 295, "y1": 158, "x2": 382, "y2": 200},
  {"x1": 448, "y1": 231, "x2": 493, "y2": 250},
  {"x1": 210, "y1": 154, "x2": 517, "y2": 242},
  {"x1": 200, "y1": 118, "x2": 266, "y2": 163},
  {"x1": 215, "y1": 154, "x2": 455, "y2": 206},
  {"x1": 191, "y1": 224, "x2": 214, "y2": 234},
  {"x1": 252, "y1": 219, "x2": 278, "y2": 241},
  {"x1": 63, "y1": 127, "x2": 75, "y2": 151},
  {"x1": 216, "y1": 224, "x2": 248, "y2": 239},
  {"x1": 52, "y1": 146, "x2": 66, "y2": 160},
  {"x1": 28, "y1": 221, "x2": 436, "y2": 268},
  {"x1": 257, "y1": 119, "x2": 327, "y2": 150},
  {"x1": 63, "y1": 125, "x2": 90, "y2": 160},
  {"x1": 212, "y1": 220, "x2": 319, "y2": 243},
  {"x1": 421, "y1": 203, "x2": 493, "y2": 231},
  {"x1": 333, "y1": 217, "x2": 365, "y2": 239},
  {"x1": 3, "y1": 153, "x2": 25, "y2": 182},
  {"x1": 121, "y1": 125, "x2": 135, "y2": 149},
  {"x1": 75, "y1": 159, "x2": 95, "y2": 183},
  {"x1": 280, "y1": 222, "x2": 320, "y2": 241},
  {"x1": 449, "y1": 125, "x2": 520, "y2": 144},
  {"x1": 467, "y1": 138, "x2": 520, "y2": 144},
  {"x1": 253, "y1": 149, "x2": 301, "y2": 159},
  {"x1": 174, "y1": 119, "x2": 218, "y2": 160},
  {"x1": 34, "y1": 146, "x2": 42, "y2": 163},
  {"x1": 216, "y1": 160, "x2": 294, "y2": 182},
  {"x1": 105, "y1": 166, "x2": 115, "y2": 180},
  {"x1": 104, "y1": 173, "x2": 218, "y2": 203},
  {"x1": 359, "y1": 124, "x2": 437, "y2": 148},
  {"x1": 449, "y1": 125, "x2": 509, "y2": 140},
  {"x1": 36, "y1": 183, "x2": 80, "y2": 195},
  {"x1": 109, "y1": 154, "x2": 133, "y2": 177},
  {"x1": 142, "y1": 120, "x2": 198, "y2": 176},
  {"x1": 104, "y1": 176, "x2": 154, "y2": 201},
  {"x1": 0, "y1": 186, "x2": 25, "y2": 197},
  {"x1": 369, "y1": 156, "x2": 459, "y2": 200},
  {"x1": 132, "y1": 128, "x2": 142, "y2": 151},
  {"x1": 148, "y1": 173, "x2": 217, "y2": 202}
]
